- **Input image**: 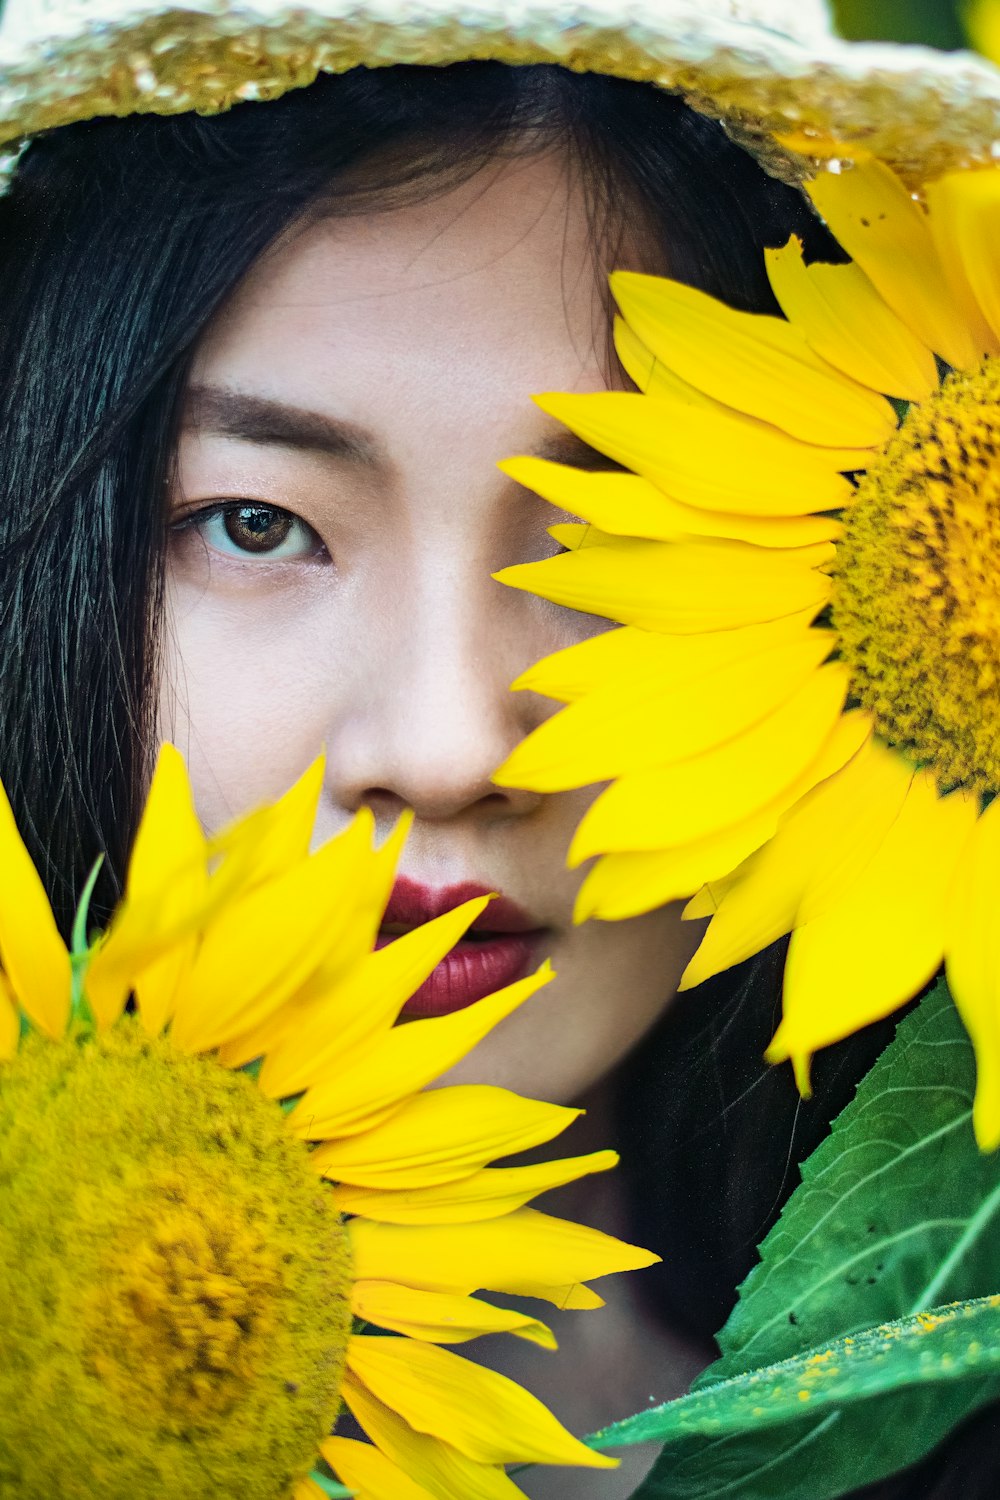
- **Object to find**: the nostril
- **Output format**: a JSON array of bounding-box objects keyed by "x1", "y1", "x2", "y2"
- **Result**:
[{"x1": 355, "y1": 788, "x2": 413, "y2": 825}]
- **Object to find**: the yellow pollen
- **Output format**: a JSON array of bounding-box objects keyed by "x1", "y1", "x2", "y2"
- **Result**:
[
  {"x1": 84, "y1": 1172, "x2": 284, "y2": 1421},
  {"x1": 0, "y1": 1020, "x2": 352, "y2": 1500},
  {"x1": 833, "y1": 358, "x2": 1000, "y2": 793}
]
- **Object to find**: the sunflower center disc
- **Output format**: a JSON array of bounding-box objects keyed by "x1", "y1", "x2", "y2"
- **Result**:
[
  {"x1": 0, "y1": 1020, "x2": 352, "y2": 1500},
  {"x1": 832, "y1": 358, "x2": 1000, "y2": 793}
]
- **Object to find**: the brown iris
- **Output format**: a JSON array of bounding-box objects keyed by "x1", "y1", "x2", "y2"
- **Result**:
[{"x1": 223, "y1": 503, "x2": 293, "y2": 554}]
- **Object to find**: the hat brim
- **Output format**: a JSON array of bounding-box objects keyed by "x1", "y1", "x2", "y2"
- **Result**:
[{"x1": 3, "y1": 1, "x2": 1000, "y2": 184}]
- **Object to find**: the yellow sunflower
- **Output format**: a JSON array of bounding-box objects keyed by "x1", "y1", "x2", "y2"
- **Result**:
[
  {"x1": 0, "y1": 746, "x2": 656, "y2": 1499},
  {"x1": 493, "y1": 152, "x2": 1000, "y2": 1149}
]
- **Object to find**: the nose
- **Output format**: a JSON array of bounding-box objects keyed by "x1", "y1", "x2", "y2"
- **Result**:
[{"x1": 325, "y1": 558, "x2": 546, "y2": 827}]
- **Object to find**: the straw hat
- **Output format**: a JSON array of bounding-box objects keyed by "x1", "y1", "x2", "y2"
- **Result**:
[{"x1": 1, "y1": 0, "x2": 999, "y2": 185}]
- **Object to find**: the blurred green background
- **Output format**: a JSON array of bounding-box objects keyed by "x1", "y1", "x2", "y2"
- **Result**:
[{"x1": 833, "y1": 0, "x2": 968, "y2": 47}]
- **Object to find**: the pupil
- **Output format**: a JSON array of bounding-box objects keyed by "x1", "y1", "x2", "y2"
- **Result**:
[{"x1": 224, "y1": 505, "x2": 293, "y2": 553}]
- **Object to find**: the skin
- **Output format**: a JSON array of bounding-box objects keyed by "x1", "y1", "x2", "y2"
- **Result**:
[{"x1": 160, "y1": 146, "x2": 703, "y2": 1107}]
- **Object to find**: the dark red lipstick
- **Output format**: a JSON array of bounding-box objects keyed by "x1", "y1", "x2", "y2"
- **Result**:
[{"x1": 379, "y1": 877, "x2": 545, "y2": 1019}]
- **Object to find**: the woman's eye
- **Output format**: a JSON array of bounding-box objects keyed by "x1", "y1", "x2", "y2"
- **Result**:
[{"x1": 186, "y1": 503, "x2": 323, "y2": 561}]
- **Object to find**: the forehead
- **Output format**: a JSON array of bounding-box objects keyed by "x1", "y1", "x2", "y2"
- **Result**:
[{"x1": 191, "y1": 149, "x2": 612, "y2": 393}]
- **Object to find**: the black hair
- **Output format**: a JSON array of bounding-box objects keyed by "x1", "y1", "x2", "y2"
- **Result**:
[{"x1": 0, "y1": 60, "x2": 993, "y2": 1496}]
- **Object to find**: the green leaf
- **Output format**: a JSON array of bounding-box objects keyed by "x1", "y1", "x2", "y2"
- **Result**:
[
  {"x1": 617, "y1": 1297, "x2": 1000, "y2": 1440},
  {"x1": 709, "y1": 980, "x2": 1000, "y2": 1379},
  {"x1": 599, "y1": 1296, "x2": 1000, "y2": 1483},
  {"x1": 600, "y1": 980, "x2": 1000, "y2": 1497}
]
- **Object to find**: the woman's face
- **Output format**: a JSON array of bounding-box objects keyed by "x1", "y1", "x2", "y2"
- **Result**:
[{"x1": 162, "y1": 149, "x2": 700, "y2": 1103}]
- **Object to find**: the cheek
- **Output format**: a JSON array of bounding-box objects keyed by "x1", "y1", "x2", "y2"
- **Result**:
[
  {"x1": 157, "y1": 566, "x2": 340, "y2": 830},
  {"x1": 547, "y1": 903, "x2": 704, "y2": 1093},
  {"x1": 443, "y1": 899, "x2": 704, "y2": 1103}
]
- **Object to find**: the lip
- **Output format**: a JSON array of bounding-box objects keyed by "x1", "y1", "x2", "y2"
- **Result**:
[{"x1": 378, "y1": 877, "x2": 546, "y2": 1019}]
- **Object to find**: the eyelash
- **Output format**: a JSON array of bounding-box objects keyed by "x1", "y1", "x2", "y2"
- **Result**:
[
  {"x1": 171, "y1": 499, "x2": 575, "y2": 568},
  {"x1": 171, "y1": 501, "x2": 325, "y2": 562}
]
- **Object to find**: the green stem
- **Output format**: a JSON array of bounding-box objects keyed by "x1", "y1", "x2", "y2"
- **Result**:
[{"x1": 69, "y1": 854, "x2": 104, "y2": 1025}]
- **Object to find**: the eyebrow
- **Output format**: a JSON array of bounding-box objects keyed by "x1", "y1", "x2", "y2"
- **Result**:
[
  {"x1": 184, "y1": 384, "x2": 621, "y2": 471},
  {"x1": 185, "y1": 385, "x2": 383, "y2": 464}
]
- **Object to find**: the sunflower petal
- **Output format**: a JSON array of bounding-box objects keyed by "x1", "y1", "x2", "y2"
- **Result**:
[
  {"x1": 497, "y1": 632, "x2": 833, "y2": 792},
  {"x1": 946, "y1": 797, "x2": 1000, "y2": 1149},
  {"x1": 645, "y1": 507, "x2": 842, "y2": 551},
  {"x1": 339, "y1": 1376, "x2": 525, "y2": 1500},
  {"x1": 684, "y1": 878, "x2": 738, "y2": 921},
  {"x1": 769, "y1": 772, "x2": 977, "y2": 1063},
  {"x1": 206, "y1": 755, "x2": 323, "y2": 892},
  {"x1": 324, "y1": 810, "x2": 413, "y2": 977},
  {"x1": 129, "y1": 748, "x2": 207, "y2": 1037},
  {"x1": 534, "y1": 391, "x2": 862, "y2": 516},
  {"x1": 121, "y1": 745, "x2": 204, "y2": 899},
  {"x1": 511, "y1": 625, "x2": 672, "y2": 703},
  {"x1": 503, "y1": 457, "x2": 674, "y2": 534},
  {"x1": 289, "y1": 965, "x2": 554, "y2": 1140},
  {"x1": 501, "y1": 456, "x2": 841, "y2": 550},
  {"x1": 86, "y1": 748, "x2": 228, "y2": 1027},
  {"x1": 681, "y1": 734, "x2": 911, "y2": 988},
  {"x1": 615, "y1": 313, "x2": 741, "y2": 413},
  {"x1": 264, "y1": 813, "x2": 413, "y2": 1016},
  {"x1": 806, "y1": 158, "x2": 978, "y2": 371},
  {"x1": 347, "y1": 1336, "x2": 615, "y2": 1469},
  {"x1": 510, "y1": 613, "x2": 822, "y2": 705},
  {"x1": 292, "y1": 1481, "x2": 329, "y2": 1500},
  {"x1": 609, "y1": 270, "x2": 897, "y2": 445},
  {"x1": 257, "y1": 897, "x2": 491, "y2": 1098},
  {"x1": 349, "y1": 1282, "x2": 556, "y2": 1348},
  {"x1": 571, "y1": 663, "x2": 849, "y2": 860},
  {"x1": 614, "y1": 313, "x2": 859, "y2": 529},
  {"x1": 311, "y1": 1083, "x2": 578, "y2": 1188},
  {"x1": 924, "y1": 167, "x2": 1000, "y2": 354},
  {"x1": 575, "y1": 845, "x2": 745, "y2": 925},
  {"x1": 332, "y1": 1150, "x2": 617, "y2": 1223},
  {"x1": 170, "y1": 811, "x2": 376, "y2": 1054},
  {"x1": 349, "y1": 1207, "x2": 658, "y2": 1306},
  {"x1": 132, "y1": 935, "x2": 199, "y2": 1040},
  {"x1": 574, "y1": 705, "x2": 870, "y2": 920},
  {"x1": 323, "y1": 1436, "x2": 437, "y2": 1500},
  {"x1": 215, "y1": 857, "x2": 421, "y2": 1074},
  {"x1": 0, "y1": 777, "x2": 71, "y2": 1039},
  {"x1": 212, "y1": 1001, "x2": 299, "y2": 1074},
  {"x1": 544, "y1": 1284, "x2": 606, "y2": 1310},
  {"x1": 765, "y1": 235, "x2": 938, "y2": 401},
  {"x1": 497, "y1": 535, "x2": 832, "y2": 636}
]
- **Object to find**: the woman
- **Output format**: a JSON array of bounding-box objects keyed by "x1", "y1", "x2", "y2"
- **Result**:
[{"x1": 1, "y1": 3, "x2": 999, "y2": 1496}]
